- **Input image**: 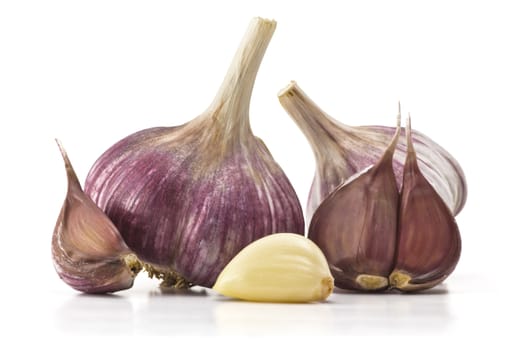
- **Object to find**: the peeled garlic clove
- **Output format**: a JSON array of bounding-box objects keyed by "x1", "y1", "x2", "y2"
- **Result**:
[
  {"x1": 84, "y1": 18, "x2": 304, "y2": 288},
  {"x1": 53, "y1": 140, "x2": 141, "y2": 293},
  {"x1": 278, "y1": 81, "x2": 467, "y2": 222},
  {"x1": 212, "y1": 233, "x2": 334, "y2": 303},
  {"x1": 308, "y1": 119, "x2": 401, "y2": 291},
  {"x1": 389, "y1": 118, "x2": 461, "y2": 292}
]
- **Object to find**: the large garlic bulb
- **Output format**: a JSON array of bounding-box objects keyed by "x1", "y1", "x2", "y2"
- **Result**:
[{"x1": 84, "y1": 18, "x2": 304, "y2": 288}]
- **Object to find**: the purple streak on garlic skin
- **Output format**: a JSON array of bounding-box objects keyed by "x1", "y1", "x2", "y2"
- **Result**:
[
  {"x1": 85, "y1": 18, "x2": 304, "y2": 288},
  {"x1": 278, "y1": 82, "x2": 467, "y2": 223}
]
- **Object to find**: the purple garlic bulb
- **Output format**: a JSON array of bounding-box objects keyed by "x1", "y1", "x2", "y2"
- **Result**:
[
  {"x1": 84, "y1": 18, "x2": 304, "y2": 288},
  {"x1": 278, "y1": 81, "x2": 467, "y2": 223}
]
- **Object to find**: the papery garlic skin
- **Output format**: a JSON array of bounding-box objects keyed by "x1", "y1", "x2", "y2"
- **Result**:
[
  {"x1": 389, "y1": 118, "x2": 461, "y2": 292},
  {"x1": 53, "y1": 140, "x2": 141, "y2": 293},
  {"x1": 278, "y1": 81, "x2": 467, "y2": 222},
  {"x1": 85, "y1": 18, "x2": 304, "y2": 288},
  {"x1": 213, "y1": 233, "x2": 334, "y2": 303},
  {"x1": 308, "y1": 122, "x2": 401, "y2": 291}
]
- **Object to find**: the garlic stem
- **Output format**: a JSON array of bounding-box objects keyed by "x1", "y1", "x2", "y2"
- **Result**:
[
  {"x1": 208, "y1": 17, "x2": 276, "y2": 137},
  {"x1": 278, "y1": 82, "x2": 349, "y2": 175}
]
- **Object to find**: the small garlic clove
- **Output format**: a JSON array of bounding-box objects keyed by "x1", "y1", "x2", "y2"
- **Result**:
[
  {"x1": 278, "y1": 81, "x2": 467, "y2": 222},
  {"x1": 53, "y1": 140, "x2": 141, "y2": 293},
  {"x1": 212, "y1": 233, "x2": 334, "y2": 303},
  {"x1": 389, "y1": 117, "x2": 461, "y2": 292},
  {"x1": 308, "y1": 119, "x2": 401, "y2": 291}
]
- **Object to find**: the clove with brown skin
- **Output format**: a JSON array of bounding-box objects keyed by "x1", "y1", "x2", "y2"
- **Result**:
[
  {"x1": 308, "y1": 116, "x2": 462, "y2": 292},
  {"x1": 309, "y1": 117, "x2": 401, "y2": 291},
  {"x1": 389, "y1": 117, "x2": 461, "y2": 291}
]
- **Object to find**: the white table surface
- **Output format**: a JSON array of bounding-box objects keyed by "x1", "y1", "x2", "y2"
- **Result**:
[{"x1": 2, "y1": 271, "x2": 521, "y2": 344}]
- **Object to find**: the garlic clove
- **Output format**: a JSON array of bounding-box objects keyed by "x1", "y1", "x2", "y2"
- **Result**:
[
  {"x1": 389, "y1": 117, "x2": 461, "y2": 292},
  {"x1": 278, "y1": 81, "x2": 467, "y2": 222},
  {"x1": 53, "y1": 140, "x2": 141, "y2": 293},
  {"x1": 84, "y1": 18, "x2": 304, "y2": 289},
  {"x1": 308, "y1": 118, "x2": 401, "y2": 291},
  {"x1": 212, "y1": 233, "x2": 334, "y2": 303}
]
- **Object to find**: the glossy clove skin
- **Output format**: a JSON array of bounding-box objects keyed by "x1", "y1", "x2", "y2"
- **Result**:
[
  {"x1": 308, "y1": 121, "x2": 401, "y2": 291},
  {"x1": 278, "y1": 81, "x2": 467, "y2": 223},
  {"x1": 52, "y1": 140, "x2": 141, "y2": 293},
  {"x1": 84, "y1": 18, "x2": 304, "y2": 289},
  {"x1": 389, "y1": 118, "x2": 461, "y2": 292}
]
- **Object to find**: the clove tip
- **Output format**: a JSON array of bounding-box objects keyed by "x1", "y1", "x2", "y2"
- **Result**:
[
  {"x1": 55, "y1": 138, "x2": 74, "y2": 171},
  {"x1": 405, "y1": 114, "x2": 414, "y2": 151}
]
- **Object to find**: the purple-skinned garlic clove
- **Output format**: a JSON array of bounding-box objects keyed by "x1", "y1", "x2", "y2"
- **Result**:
[
  {"x1": 84, "y1": 18, "x2": 304, "y2": 288},
  {"x1": 278, "y1": 81, "x2": 467, "y2": 224},
  {"x1": 308, "y1": 117, "x2": 401, "y2": 291},
  {"x1": 389, "y1": 117, "x2": 462, "y2": 292},
  {"x1": 53, "y1": 140, "x2": 141, "y2": 293}
]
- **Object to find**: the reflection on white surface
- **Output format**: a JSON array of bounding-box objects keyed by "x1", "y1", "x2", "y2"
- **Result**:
[
  {"x1": 214, "y1": 285, "x2": 451, "y2": 335},
  {"x1": 213, "y1": 298, "x2": 336, "y2": 335},
  {"x1": 134, "y1": 287, "x2": 213, "y2": 335},
  {"x1": 55, "y1": 294, "x2": 134, "y2": 335},
  {"x1": 51, "y1": 279, "x2": 456, "y2": 336}
]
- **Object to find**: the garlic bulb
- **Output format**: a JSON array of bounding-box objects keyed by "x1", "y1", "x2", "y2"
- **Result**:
[
  {"x1": 278, "y1": 81, "x2": 467, "y2": 223},
  {"x1": 309, "y1": 120, "x2": 401, "y2": 291},
  {"x1": 53, "y1": 140, "x2": 141, "y2": 293},
  {"x1": 213, "y1": 233, "x2": 334, "y2": 303},
  {"x1": 84, "y1": 18, "x2": 304, "y2": 288},
  {"x1": 389, "y1": 117, "x2": 461, "y2": 291}
]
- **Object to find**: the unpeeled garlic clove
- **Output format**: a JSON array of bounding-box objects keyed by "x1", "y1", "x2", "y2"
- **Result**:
[
  {"x1": 53, "y1": 140, "x2": 141, "y2": 293},
  {"x1": 278, "y1": 81, "x2": 467, "y2": 222},
  {"x1": 389, "y1": 117, "x2": 461, "y2": 292},
  {"x1": 84, "y1": 18, "x2": 304, "y2": 288},
  {"x1": 212, "y1": 233, "x2": 334, "y2": 303},
  {"x1": 308, "y1": 118, "x2": 401, "y2": 291}
]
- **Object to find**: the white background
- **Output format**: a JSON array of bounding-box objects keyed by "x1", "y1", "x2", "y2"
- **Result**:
[{"x1": 1, "y1": 0, "x2": 524, "y2": 346}]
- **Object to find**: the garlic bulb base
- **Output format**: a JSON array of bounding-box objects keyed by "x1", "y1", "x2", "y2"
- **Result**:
[
  {"x1": 143, "y1": 263, "x2": 192, "y2": 289},
  {"x1": 355, "y1": 274, "x2": 389, "y2": 291},
  {"x1": 124, "y1": 254, "x2": 143, "y2": 277}
]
